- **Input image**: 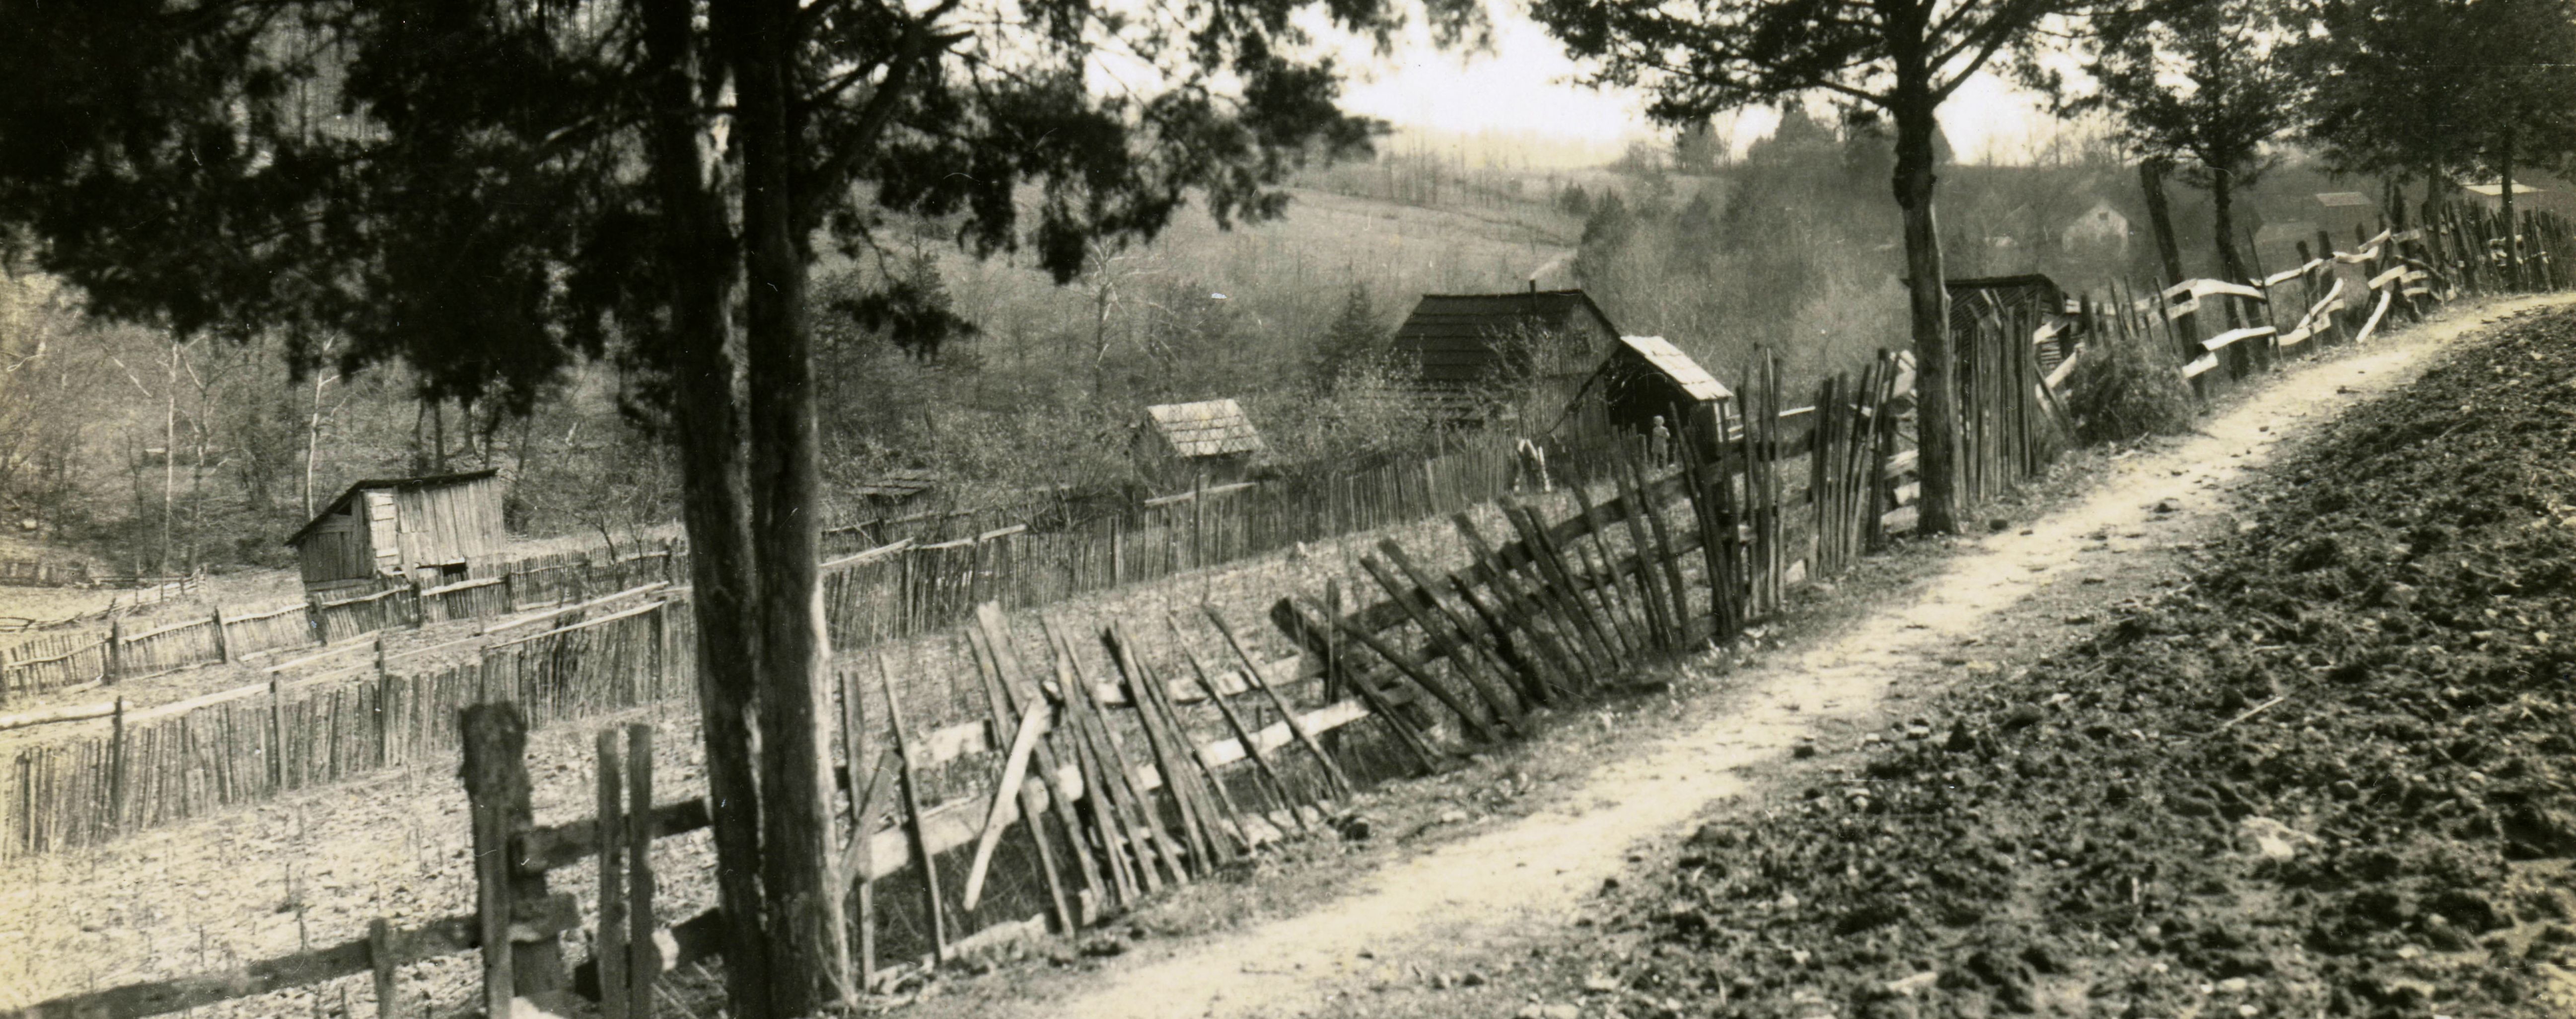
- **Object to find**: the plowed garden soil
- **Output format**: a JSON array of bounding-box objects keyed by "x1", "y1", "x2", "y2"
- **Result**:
[{"x1": 1485, "y1": 305, "x2": 2576, "y2": 1019}]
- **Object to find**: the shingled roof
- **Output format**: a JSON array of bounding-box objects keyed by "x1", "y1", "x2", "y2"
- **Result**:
[
  {"x1": 1389, "y1": 289, "x2": 1621, "y2": 385},
  {"x1": 1145, "y1": 399, "x2": 1265, "y2": 458},
  {"x1": 1613, "y1": 336, "x2": 1731, "y2": 403}
]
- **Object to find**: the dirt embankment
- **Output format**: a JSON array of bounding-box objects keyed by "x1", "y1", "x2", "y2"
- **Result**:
[{"x1": 1533, "y1": 308, "x2": 2576, "y2": 1018}]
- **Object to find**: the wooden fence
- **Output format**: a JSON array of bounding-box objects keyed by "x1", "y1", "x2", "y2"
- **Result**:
[
  {"x1": 3, "y1": 597, "x2": 684, "y2": 858},
  {"x1": 816, "y1": 436, "x2": 1530, "y2": 650},
  {"x1": 0, "y1": 546, "x2": 684, "y2": 705}
]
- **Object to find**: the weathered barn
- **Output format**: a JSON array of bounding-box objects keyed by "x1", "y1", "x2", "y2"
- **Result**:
[
  {"x1": 1390, "y1": 288, "x2": 1620, "y2": 387},
  {"x1": 1386, "y1": 287, "x2": 1622, "y2": 424},
  {"x1": 286, "y1": 470, "x2": 505, "y2": 597},
  {"x1": 1139, "y1": 399, "x2": 1266, "y2": 486},
  {"x1": 1580, "y1": 336, "x2": 1733, "y2": 437}
]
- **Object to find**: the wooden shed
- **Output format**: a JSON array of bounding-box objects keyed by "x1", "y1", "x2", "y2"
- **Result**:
[
  {"x1": 1139, "y1": 398, "x2": 1266, "y2": 486},
  {"x1": 1579, "y1": 336, "x2": 1733, "y2": 437},
  {"x1": 286, "y1": 470, "x2": 505, "y2": 597}
]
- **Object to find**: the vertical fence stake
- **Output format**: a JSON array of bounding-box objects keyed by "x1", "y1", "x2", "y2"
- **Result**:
[
  {"x1": 626, "y1": 723, "x2": 655, "y2": 1019},
  {"x1": 107, "y1": 696, "x2": 127, "y2": 835},
  {"x1": 596, "y1": 730, "x2": 630, "y2": 1019},
  {"x1": 370, "y1": 917, "x2": 404, "y2": 1019},
  {"x1": 462, "y1": 704, "x2": 522, "y2": 1019}
]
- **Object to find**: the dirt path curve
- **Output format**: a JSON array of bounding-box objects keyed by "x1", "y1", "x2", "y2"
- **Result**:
[{"x1": 964, "y1": 293, "x2": 2576, "y2": 1019}]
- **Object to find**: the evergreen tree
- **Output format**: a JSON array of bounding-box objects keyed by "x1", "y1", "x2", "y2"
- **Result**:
[{"x1": 1311, "y1": 284, "x2": 1387, "y2": 389}]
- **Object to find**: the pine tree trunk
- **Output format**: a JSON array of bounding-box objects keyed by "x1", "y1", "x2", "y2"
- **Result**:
[
  {"x1": 2140, "y1": 158, "x2": 2186, "y2": 286},
  {"x1": 1891, "y1": 65, "x2": 1959, "y2": 534},
  {"x1": 725, "y1": 0, "x2": 853, "y2": 1009},
  {"x1": 2212, "y1": 167, "x2": 2250, "y2": 297},
  {"x1": 641, "y1": 1, "x2": 774, "y2": 1015}
]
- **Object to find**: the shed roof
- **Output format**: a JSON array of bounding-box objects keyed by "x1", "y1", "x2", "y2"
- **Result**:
[
  {"x1": 851, "y1": 468, "x2": 939, "y2": 500},
  {"x1": 1145, "y1": 399, "x2": 1266, "y2": 458},
  {"x1": 286, "y1": 469, "x2": 499, "y2": 547},
  {"x1": 2464, "y1": 182, "x2": 2546, "y2": 197},
  {"x1": 1389, "y1": 289, "x2": 1621, "y2": 384},
  {"x1": 1612, "y1": 336, "x2": 1732, "y2": 403},
  {"x1": 2315, "y1": 192, "x2": 2373, "y2": 208}
]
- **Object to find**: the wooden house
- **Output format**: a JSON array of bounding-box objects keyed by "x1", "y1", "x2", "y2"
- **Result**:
[
  {"x1": 1138, "y1": 399, "x2": 1266, "y2": 486},
  {"x1": 286, "y1": 470, "x2": 505, "y2": 597},
  {"x1": 1387, "y1": 287, "x2": 1622, "y2": 424}
]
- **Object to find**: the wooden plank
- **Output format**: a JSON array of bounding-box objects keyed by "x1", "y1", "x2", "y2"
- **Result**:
[
  {"x1": 1104, "y1": 622, "x2": 1225, "y2": 864},
  {"x1": 959, "y1": 702, "x2": 1047, "y2": 911},
  {"x1": 1205, "y1": 608, "x2": 1354, "y2": 796},
  {"x1": 875, "y1": 653, "x2": 950, "y2": 958},
  {"x1": 1357, "y1": 554, "x2": 1520, "y2": 730},
  {"x1": 2201, "y1": 326, "x2": 2278, "y2": 352},
  {"x1": 0, "y1": 700, "x2": 119, "y2": 731},
  {"x1": 479, "y1": 583, "x2": 669, "y2": 636},
  {"x1": 818, "y1": 539, "x2": 912, "y2": 572}
]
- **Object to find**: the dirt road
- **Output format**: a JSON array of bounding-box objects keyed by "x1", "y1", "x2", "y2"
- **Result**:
[{"x1": 912, "y1": 294, "x2": 2576, "y2": 1019}]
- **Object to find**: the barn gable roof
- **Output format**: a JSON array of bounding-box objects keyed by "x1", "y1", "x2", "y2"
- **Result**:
[
  {"x1": 1611, "y1": 336, "x2": 1732, "y2": 403},
  {"x1": 1389, "y1": 289, "x2": 1621, "y2": 384},
  {"x1": 1145, "y1": 399, "x2": 1266, "y2": 458},
  {"x1": 286, "y1": 469, "x2": 499, "y2": 547}
]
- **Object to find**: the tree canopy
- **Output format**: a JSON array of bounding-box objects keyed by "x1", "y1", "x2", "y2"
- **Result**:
[{"x1": 0, "y1": 0, "x2": 1474, "y2": 1013}]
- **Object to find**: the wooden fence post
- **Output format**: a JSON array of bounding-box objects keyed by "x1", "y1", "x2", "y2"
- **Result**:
[
  {"x1": 370, "y1": 917, "x2": 406, "y2": 1019},
  {"x1": 105, "y1": 619, "x2": 124, "y2": 684},
  {"x1": 595, "y1": 730, "x2": 629, "y2": 1019},
  {"x1": 267, "y1": 678, "x2": 286, "y2": 792},
  {"x1": 626, "y1": 723, "x2": 656, "y2": 1019},
  {"x1": 107, "y1": 696, "x2": 127, "y2": 835},
  {"x1": 461, "y1": 702, "x2": 565, "y2": 1013},
  {"x1": 211, "y1": 606, "x2": 230, "y2": 664}
]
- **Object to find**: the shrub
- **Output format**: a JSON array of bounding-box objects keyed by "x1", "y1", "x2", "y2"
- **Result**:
[{"x1": 2064, "y1": 326, "x2": 2196, "y2": 444}]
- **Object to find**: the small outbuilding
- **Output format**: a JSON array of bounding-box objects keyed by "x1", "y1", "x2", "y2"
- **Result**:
[
  {"x1": 1139, "y1": 399, "x2": 1266, "y2": 486},
  {"x1": 1583, "y1": 336, "x2": 1732, "y2": 437},
  {"x1": 286, "y1": 470, "x2": 505, "y2": 597},
  {"x1": 2314, "y1": 192, "x2": 2381, "y2": 242},
  {"x1": 850, "y1": 468, "x2": 942, "y2": 514}
]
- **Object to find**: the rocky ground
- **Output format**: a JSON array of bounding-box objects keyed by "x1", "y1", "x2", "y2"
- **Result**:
[{"x1": 1500, "y1": 307, "x2": 2576, "y2": 1018}]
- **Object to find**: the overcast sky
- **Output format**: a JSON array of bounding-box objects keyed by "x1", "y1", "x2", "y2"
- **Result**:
[{"x1": 1326, "y1": 4, "x2": 2065, "y2": 166}]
